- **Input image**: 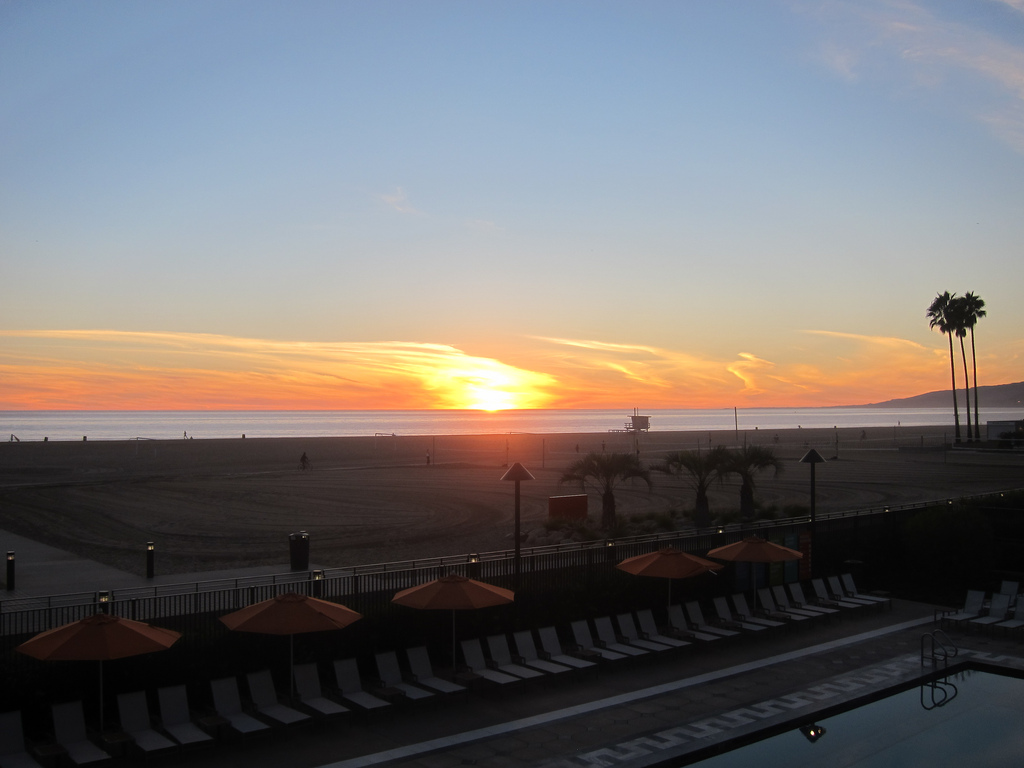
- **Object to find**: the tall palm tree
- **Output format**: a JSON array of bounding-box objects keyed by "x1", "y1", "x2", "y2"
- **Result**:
[
  {"x1": 960, "y1": 292, "x2": 986, "y2": 440},
  {"x1": 927, "y1": 292, "x2": 962, "y2": 444},
  {"x1": 559, "y1": 452, "x2": 652, "y2": 530},
  {"x1": 652, "y1": 446, "x2": 730, "y2": 528},
  {"x1": 949, "y1": 296, "x2": 973, "y2": 441},
  {"x1": 724, "y1": 445, "x2": 783, "y2": 519}
]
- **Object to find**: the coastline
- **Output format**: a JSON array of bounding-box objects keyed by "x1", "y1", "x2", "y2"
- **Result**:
[{"x1": 1, "y1": 425, "x2": 1021, "y2": 577}]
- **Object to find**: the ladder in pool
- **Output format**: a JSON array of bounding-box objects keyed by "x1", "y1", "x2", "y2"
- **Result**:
[{"x1": 920, "y1": 629, "x2": 958, "y2": 667}]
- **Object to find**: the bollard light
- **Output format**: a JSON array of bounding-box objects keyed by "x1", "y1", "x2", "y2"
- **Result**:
[
  {"x1": 97, "y1": 590, "x2": 111, "y2": 613},
  {"x1": 6, "y1": 551, "x2": 14, "y2": 592},
  {"x1": 311, "y1": 568, "x2": 324, "y2": 597},
  {"x1": 146, "y1": 541, "x2": 155, "y2": 579}
]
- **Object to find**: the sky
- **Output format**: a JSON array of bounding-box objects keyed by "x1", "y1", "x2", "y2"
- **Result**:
[{"x1": 1, "y1": 0, "x2": 1023, "y2": 411}]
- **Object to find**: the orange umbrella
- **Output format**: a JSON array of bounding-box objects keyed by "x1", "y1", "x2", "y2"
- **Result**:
[
  {"x1": 617, "y1": 546, "x2": 723, "y2": 606},
  {"x1": 17, "y1": 613, "x2": 181, "y2": 729},
  {"x1": 706, "y1": 536, "x2": 803, "y2": 563},
  {"x1": 707, "y1": 536, "x2": 803, "y2": 603},
  {"x1": 220, "y1": 592, "x2": 362, "y2": 694},
  {"x1": 392, "y1": 575, "x2": 514, "y2": 668}
]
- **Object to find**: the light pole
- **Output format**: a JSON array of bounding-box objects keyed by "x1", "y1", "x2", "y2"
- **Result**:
[
  {"x1": 501, "y1": 462, "x2": 535, "y2": 589},
  {"x1": 800, "y1": 448, "x2": 826, "y2": 576}
]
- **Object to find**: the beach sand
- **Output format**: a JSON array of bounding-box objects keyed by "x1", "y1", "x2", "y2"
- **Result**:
[{"x1": 1, "y1": 425, "x2": 1021, "y2": 575}]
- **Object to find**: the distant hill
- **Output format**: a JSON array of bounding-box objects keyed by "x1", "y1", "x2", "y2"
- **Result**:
[{"x1": 862, "y1": 381, "x2": 1024, "y2": 409}]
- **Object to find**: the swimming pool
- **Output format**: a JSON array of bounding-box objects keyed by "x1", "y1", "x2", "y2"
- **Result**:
[{"x1": 691, "y1": 669, "x2": 1024, "y2": 767}]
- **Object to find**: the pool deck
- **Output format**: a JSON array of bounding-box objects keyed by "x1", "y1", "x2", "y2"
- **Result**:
[{"x1": 3, "y1": 528, "x2": 1023, "y2": 767}]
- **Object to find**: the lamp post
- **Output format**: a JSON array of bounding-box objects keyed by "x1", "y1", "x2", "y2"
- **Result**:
[
  {"x1": 500, "y1": 462, "x2": 535, "y2": 589},
  {"x1": 146, "y1": 541, "x2": 155, "y2": 579},
  {"x1": 800, "y1": 448, "x2": 826, "y2": 577},
  {"x1": 311, "y1": 568, "x2": 324, "y2": 598},
  {"x1": 6, "y1": 551, "x2": 14, "y2": 591}
]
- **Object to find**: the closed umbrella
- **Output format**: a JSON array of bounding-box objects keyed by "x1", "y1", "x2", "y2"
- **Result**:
[
  {"x1": 220, "y1": 592, "x2": 362, "y2": 695},
  {"x1": 617, "y1": 546, "x2": 722, "y2": 606},
  {"x1": 392, "y1": 575, "x2": 514, "y2": 669},
  {"x1": 17, "y1": 613, "x2": 181, "y2": 729}
]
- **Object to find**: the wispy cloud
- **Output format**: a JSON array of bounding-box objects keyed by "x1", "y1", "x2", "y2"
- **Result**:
[
  {"x1": 377, "y1": 186, "x2": 424, "y2": 215},
  {"x1": 799, "y1": 0, "x2": 1024, "y2": 154}
]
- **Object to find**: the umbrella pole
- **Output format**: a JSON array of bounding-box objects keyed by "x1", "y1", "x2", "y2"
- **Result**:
[{"x1": 98, "y1": 659, "x2": 104, "y2": 732}]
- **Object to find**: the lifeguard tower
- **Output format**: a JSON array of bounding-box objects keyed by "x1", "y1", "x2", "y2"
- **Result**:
[{"x1": 611, "y1": 408, "x2": 650, "y2": 433}]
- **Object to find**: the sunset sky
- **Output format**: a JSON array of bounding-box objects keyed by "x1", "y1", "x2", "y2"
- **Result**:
[{"x1": 2, "y1": 1, "x2": 1022, "y2": 411}]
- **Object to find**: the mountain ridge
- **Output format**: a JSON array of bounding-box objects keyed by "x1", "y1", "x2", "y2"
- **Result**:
[{"x1": 860, "y1": 381, "x2": 1024, "y2": 409}]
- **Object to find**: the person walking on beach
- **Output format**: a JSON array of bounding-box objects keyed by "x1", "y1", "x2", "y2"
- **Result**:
[{"x1": 299, "y1": 452, "x2": 310, "y2": 471}]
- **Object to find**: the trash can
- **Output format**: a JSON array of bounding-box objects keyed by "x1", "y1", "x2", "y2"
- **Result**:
[{"x1": 289, "y1": 531, "x2": 310, "y2": 571}]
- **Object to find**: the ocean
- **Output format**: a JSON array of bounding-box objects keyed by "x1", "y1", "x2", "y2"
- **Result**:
[{"x1": 3, "y1": 407, "x2": 1022, "y2": 442}]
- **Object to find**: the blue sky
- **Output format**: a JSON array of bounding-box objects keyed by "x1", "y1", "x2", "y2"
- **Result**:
[{"x1": 1, "y1": 1, "x2": 1022, "y2": 410}]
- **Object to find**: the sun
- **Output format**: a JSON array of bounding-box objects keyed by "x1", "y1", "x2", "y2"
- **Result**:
[{"x1": 437, "y1": 363, "x2": 555, "y2": 410}]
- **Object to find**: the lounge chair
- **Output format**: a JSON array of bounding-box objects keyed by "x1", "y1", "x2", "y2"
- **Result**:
[
  {"x1": 731, "y1": 593, "x2": 786, "y2": 628},
  {"x1": 593, "y1": 616, "x2": 649, "y2": 655},
  {"x1": 245, "y1": 670, "x2": 309, "y2": 725},
  {"x1": 486, "y1": 634, "x2": 544, "y2": 678},
  {"x1": 0, "y1": 710, "x2": 44, "y2": 768},
  {"x1": 536, "y1": 626, "x2": 596, "y2": 669},
  {"x1": 812, "y1": 578, "x2": 865, "y2": 610},
  {"x1": 115, "y1": 691, "x2": 176, "y2": 754},
  {"x1": 615, "y1": 613, "x2": 676, "y2": 651},
  {"x1": 995, "y1": 600, "x2": 1024, "y2": 633},
  {"x1": 841, "y1": 574, "x2": 892, "y2": 609},
  {"x1": 635, "y1": 609, "x2": 691, "y2": 648},
  {"x1": 405, "y1": 647, "x2": 467, "y2": 693},
  {"x1": 970, "y1": 592, "x2": 1011, "y2": 628},
  {"x1": 51, "y1": 701, "x2": 112, "y2": 764},
  {"x1": 827, "y1": 576, "x2": 879, "y2": 608},
  {"x1": 210, "y1": 677, "x2": 270, "y2": 734},
  {"x1": 941, "y1": 590, "x2": 985, "y2": 627},
  {"x1": 293, "y1": 663, "x2": 348, "y2": 716},
  {"x1": 156, "y1": 685, "x2": 214, "y2": 746},
  {"x1": 757, "y1": 588, "x2": 811, "y2": 622},
  {"x1": 712, "y1": 596, "x2": 766, "y2": 632},
  {"x1": 788, "y1": 582, "x2": 840, "y2": 615},
  {"x1": 665, "y1": 604, "x2": 724, "y2": 641},
  {"x1": 459, "y1": 639, "x2": 521, "y2": 684},
  {"x1": 375, "y1": 651, "x2": 434, "y2": 699},
  {"x1": 999, "y1": 580, "x2": 1019, "y2": 599},
  {"x1": 682, "y1": 602, "x2": 738, "y2": 638},
  {"x1": 770, "y1": 585, "x2": 827, "y2": 619},
  {"x1": 331, "y1": 659, "x2": 390, "y2": 710},
  {"x1": 511, "y1": 630, "x2": 574, "y2": 673},
  {"x1": 570, "y1": 620, "x2": 628, "y2": 661}
]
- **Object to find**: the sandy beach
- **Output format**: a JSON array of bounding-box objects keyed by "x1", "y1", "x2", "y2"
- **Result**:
[{"x1": 1, "y1": 425, "x2": 1021, "y2": 576}]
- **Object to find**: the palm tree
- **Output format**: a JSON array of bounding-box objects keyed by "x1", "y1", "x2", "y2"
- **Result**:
[
  {"x1": 960, "y1": 292, "x2": 986, "y2": 440},
  {"x1": 652, "y1": 446, "x2": 730, "y2": 528},
  {"x1": 927, "y1": 292, "x2": 962, "y2": 444},
  {"x1": 949, "y1": 296, "x2": 973, "y2": 441},
  {"x1": 559, "y1": 452, "x2": 652, "y2": 530},
  {"x1": 724, "y1": 445, "x2": 783, "y2": 519}
]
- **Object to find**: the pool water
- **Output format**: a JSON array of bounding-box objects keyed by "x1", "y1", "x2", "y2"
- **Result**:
[{"x1": 695, "y1": 670, "x2": 1024, "y2": 767}]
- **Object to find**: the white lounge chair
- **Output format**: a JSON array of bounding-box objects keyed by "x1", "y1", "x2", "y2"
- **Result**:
[
  {"x1": 115, "y1": 691, "x2": 176, "y2": 754},
  {"x1": 486, "y1": 634, "x2": 544, "y2": 678},
  {"x1": 941, "y1": 589, "x2": 986, "y2": 626},
  {"x1": 731, "y1": 593, "x2": 786, "y2": 628},
  {"x1": 0, "y1": 710, "x2": 44, "y2": 768},
  {"x1": 331, "y1": 659, "x2": 390, "y2": 710},
  {"x1": 995, "y1": 600, "x2": 1024, "y2": 633},
  {"x1": 682, "y1": 602, "x2": 738, "y2": 638},
  {"x1": 156, "y1": 685, "x2": 214, "y2": 746},
  {"x1": 405, "y1": 647, "x2": 466, "y2": 693},
  {"x1": 570, "y1": 620, "x2": 628, "y2": 661},
  {"x1": 293, "y1": 663, "x2": 348, "y2": 716},
  {"x1": 459, "y1": 639, "x2": 520, "y2": 684},
  {"x1": 593, "y1": 616, "x2": 648, "y2": 655},
  {"x1": 788, "y1": 582, "x2": 840, "y2": 615},
  {"x1": 51, "y1": 701, "x2": 112, "y2": 764},
  {"x1": 635, "y1": 609, "x2": 691, "y2": 648},
  {"x1": 970, "y1": 592, "x2": 1011, "y2": 628},
  {"x1": 828, "y1": 576, "x2": 878, "y2": 608},
  {"x1": 664, "y1": 604, "x2": 723, "y2": 641},
  {"x1": 375, "y1": 651, "x2": 434, "y2": 699},
  {"x1": 758, "y1": 588, "x2": 812, "y2": 621},
  {"x1": 209, "y1": 677, "x2": 269, "y2": 734},
  {"x1": 812, "y1": 578, "x2": 865, "y2": 610},
  {"x1": 536, "y1": 626, "x2": 596, "y2": 669},
  {"x1": 712, "y1": 596, "x2": 766, "y2": 632},
  {"x1": 246, "y1": 670, "x2": 309, "y2": 725},
  {"x1": 511, "y1": 630, "x2": 574, "y2": 673},
  {"x1": 615, "y1": 613, "x2": 675, "y2": 651},
  {"x1": 773, "y1": 585, "x2": 831, "y2": 619},
  {"x1": 841, "y1": 574, "x2": 892, "y2": 609}
]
